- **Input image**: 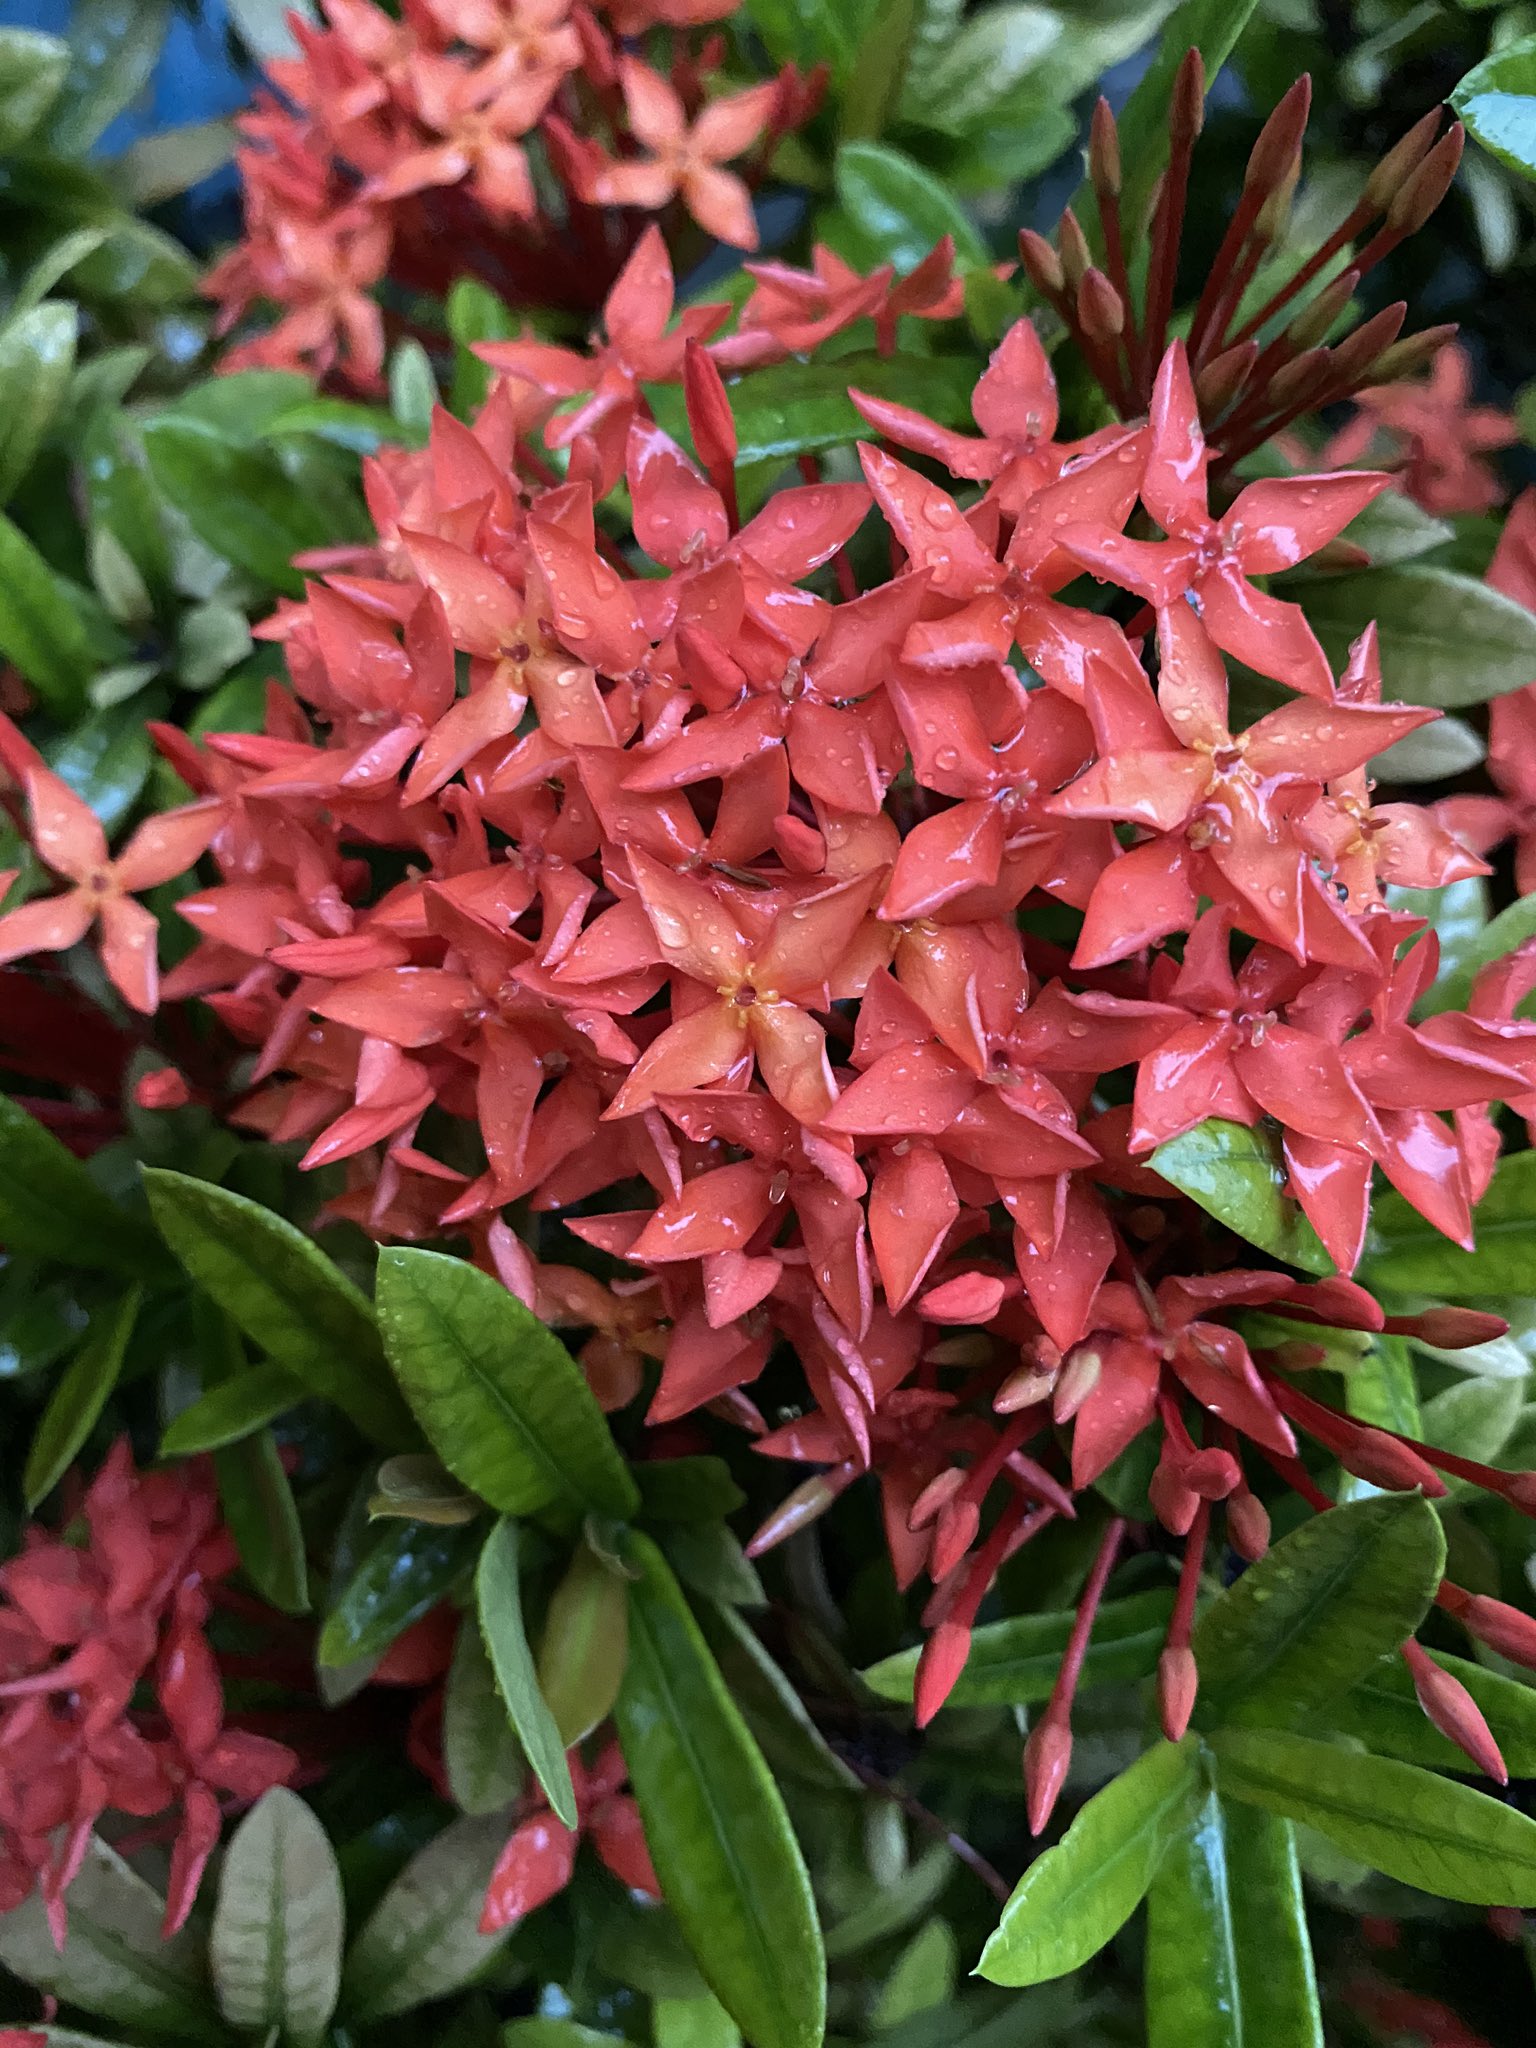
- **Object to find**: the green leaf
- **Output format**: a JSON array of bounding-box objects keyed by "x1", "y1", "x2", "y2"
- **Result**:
[
  {"x1": 660, "y1": 1521, "x2": 764, "y2": 1610},
  {"x1": 1333, "y1": 1649, "x2": 1536, "y2": 1774},
  {"x1": 905, "y1": 5, "x2": 1062, "y2": 132},
  {"x1": 663, "y1": 352, "x2": 975, "y2": 471},
  {"x1": 870, "y1": 1918, "x2": 957, "y2": 2030},
  {"x1": 390, "y1": 340, "x2": 438, "y2": 438},
  {"x1": 0, "y1": 1834, "x2": 215, "y2": 2038},
  {"x1": 1419, "y1": 1373, "x2": 1524, "y2": 1469},
  {"x1": 1452, "y1": 35, "x2": 1536, "y2": 181},
  {"x1": 210, "y1": 1787, "x2": 344, "y2": 2046},
  {"x1": 840, "y1": 0, "x2": 917, "y2": 140},
  {"x1": 1389, "y1": 875, "x2": 1489, "y2": 998},
  {"x1": 143, "y1": 1169, "x2": 414, "y2": 1449},
  {"x1": 82, "y1": 410, "x2": 173, "y2": 613},
  {"x1": 1192, "y1": 1494, "x2": 1445, "y2": 1728},
  {"x1": 177, "y1": 600, "x2": 253, "y2": 690},
  {"x1": 1211, "y1": 1727, "x2": 1536, "y2": 1903},
  {"x1": 1151, "y1": 1119, "x2": 1333, "y2": 1274},
  {"x1": 375, "y1": 1247, "x2": 638, "y2": 1519},
  {"x1": 266, "y1": 399, "x2": 402, "y2": 454},
  {"x1": 822, "y1": 1841, "x2": 954, "y2": 1961},
  {"x1": 339, "y1": 1811, "x2": 515, "y2": 2024},
  {"x1": 1301, "y1": 565, "x2": 1536, "y2": 708},
  {"x1": 833, "y1": 142, "x2": 987, "y2": 271},
  {"x1": 0, "y1": 1098, "x2": 162, "y2": 1275},
  {"x1": 505, "y1": 2025, "x2": 624, "y2": 2048},
  {"x1": 49, "y1": 0, "x2": 171, "y2": 155},
  {"x1": 1361, "y1": 1149, "x2": 1536, "y2": 1297},
  {"x1": 1102, "y1": 0, "x2": 1261, "y2": 240},
  {"x1": 167, "y1": 371, "x2": 314, "y2": 444},
  {"x1": 443, "y1": 1611, "x2": 526, "y2": 1815},
  {"x1": 538, "y1": 1542, "x2": 631, "y2": 1746},
  {"x1": 161, "y1": 1360, "x2": 303, "y2": 1456},
  {"x1": 0, "y1": 300, "x2": 77, "y2": 504},
  {"x1": 117, "y1": 118, "x2": 236, "y2": 207},
  {"x1": 746, "y1": 0, "x2": 875, "y2": 86},
  {"x1": 1373, "y1": 714, "x2": 1485, "y2": 783},
  {"x1": 635, "y1": 1456, "x2": 746, "y2": 1522},
  {"x1": 216, "y1": 1428, "x2": 310, "y2": 1614},
  {"x1": 1334, "y1": 489, "x2": 1455, "y2": 569},
  {"x1": 143, "y1": 418, "x2": 335, "y2": 596},
  {"x1": 978, "y1": 1740, "x2": 1202, "y2": 1987},
  {"x1": 616, "y1": 1530, "x2": 825, "y2": 2048},
  {"x1": 1145, "y1": 1793, "x2": 1322, "y2": 2048},
  {"x1": 862, "y1": 1588, "x2": 1174, "y2": 1706},
  {"x1": 47, "y1": 696, "x2": 154, "y2": 833},
  {"x1": 369, "y1": 1451, "x2": 480, "y2": 1526},
  {"x1": 319, "y1": 1516, "x2": 479, "y2": 1667},
  {"x1": 696, "y1": 1599, "x2": 860, "y2": 1794},
  {"x1": 0, "y1": 505, "x2": 101, "y2": 713},
  {"x1": 475, "y1": 1517, "x2": 578, "y2": 1829},
  {"x1": 0, "y1": 28, "x2": 69, "y2": 149},
  {"x1": 24, "y1": 1286, "x2": 139, "y2": 1508},
  {"x1": 1415, "y1": 892, "x2": 1536, "y2": 1016}
]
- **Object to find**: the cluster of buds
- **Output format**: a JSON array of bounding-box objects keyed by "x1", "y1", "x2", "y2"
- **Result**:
[{"x1": 207, "y1": 0, "x2": 822, "y2": 388}]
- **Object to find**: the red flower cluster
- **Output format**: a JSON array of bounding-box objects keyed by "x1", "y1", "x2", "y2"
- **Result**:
[
  {"x1": 207, "y1": 0, "x2": 817, "y2": 388},
  {"x1": 11, "y1": 107, "x2": 1536, "y2": 1825},
  {"x1": 0, "y1": 1442, "x2": 294, "y2": 1939},
  {"x1": 479, "y1": 1741, "x2": 658, "y2": 1930},
  {"x1": 1323, "y1": 339, "x2": 1518, "y2": 517}
]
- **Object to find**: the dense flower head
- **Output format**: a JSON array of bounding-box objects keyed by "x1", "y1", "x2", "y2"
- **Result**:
[
  {"x1": 12, "y1": 75, "x2": 1536, "y2": 1836},
  {"x1": 207, "y1": 0, "x2": 817, "y2": 388},
  {"x1": 0, "y1": 1442, "x2": 295, "y2": 1940}
]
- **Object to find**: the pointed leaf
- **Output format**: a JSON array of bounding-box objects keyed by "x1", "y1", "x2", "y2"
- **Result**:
[
  {"x1": 978, "y1": 1740, "x2": 1202, "y2": 1987},
  {"x1": 160, "y1": 1361, "x2": 303, "y2": 1456},
  {"x1": 1362, "y1": 1149, "x2": 1536, "y2": 1296},
  {"x1": 1212, "y1": 1727, "x2": 1536, "y2": 1903},
  {"x1": 1415, "y1": 892, "x2": 1536, "y2": 1016},
  {"x1": 1146, "y1": 1792, "x2": 1322, "y2": 2048},
  {"x1": 24, "y1": 1286, "x2": 139, "y2": 1508},
  {"x1": 1302, "y1": 565, "x2": 1536, "y2": 708},
  {"x1": 339, "y1": 1812, "x2": 516, "y2": 2025},
  {"x1": 375, "y1": 1248, "x2": 638, "y2": 1518},
  {"x1": 444, "y1": 1612, "x2": 526, "y2": 1815},
  {"x1": 1151, "y1": 1119, "x2": 1333, "y2": 1273},
  {"x1": 0, "y1": 29, "x2": 69, "y2": 149},
  {"x1": 696, "y1": 1599, "x2": 860, "y2": 1794},
  {"x1": 834, "y1": 141, "x2": 987, "y2": 270},
  {"x1": 0, "y1": 300, "x2": 76, "y2": 503},
  {"x1": 635, "y1": 1456, "x2": 746, "y2": 1522},
  {"x1": 476, "y1": 1517, "x2": 578, "y2": 1829},
  {"x1": 1192, "y1": 1494, "x2": 1445, "y2": 1728},
  {"x1": 1334, "y1": 1648, "x2": 1536, "y2": 1774},
  {"x1": 319, "y1": 1516, "x2": 479, "y2": 1667},
  {"x1": 216, "y1": 1428, "x2": 310, "y2": 1614},
  {"x1": 210, "y1": 1787, "x2": 344, "y2": 2045},
  {"x1": 143, "y1": 1169, "x2": 414, "y2": 1449},
  {"x1": 862, "y1": 1589, "x2": 1174, "y2": 1707},
  {"x1": 143, "y1": 418, "x2": 338, "y2": 596},
  {"x1": 0, "y1": 1835, "x2": 215, "y2": 2038},
  {"x1": 0, "y1": 1099, "x2": 163, "y2": 1275},
  {"x1": 616, "y1": 1530, "x2": 825, "y2": 2048},
  {"x1": 537, "y1": 1543, "x2": 630, "y2": 1747},
  {"x1": 1453, "y1": 36, "x2": 1536, "y2": 182}
]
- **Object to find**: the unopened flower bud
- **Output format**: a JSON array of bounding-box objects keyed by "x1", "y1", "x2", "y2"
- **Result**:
[
  {"x1": 1024, "y1": 1715, "x2": 1073, "y2": 1835},
  {"x1": 746, "y1": 1473, "x2": 840, "y2": 1557},
  {"x1": 1404, "y1": 1641, "x2": 1507, "y2": 1783},
  {"x1": 1241, "y1": 74, "x2": 1311, "y2": 198},
  {"x1": 1338, "y1": 1427, "x2": 1447, "y2": 1497},
  {"x1": 914, "y1": 1618, "x2": 971, "y2": 1728},
  {"x1": 1057, "y1": 208, "x2": 1091, "y2": 292},
  {"x1": 930, "y1": 1497, "x2": 982, "y2": 1582},
  {"x1": 1456, "y1": 1592, "x2": 1536, "y2": 1669},
  {"x1": 1386, "y1": 127, "x2": 1464, "y2": 235},
  {"x1": 1388, "y1": 1306, "x2": 1510, "y2": 1349},
  {"x1": 995, "y1": 1362, "x2": 1058, "y2": 1414},
  {"x1": 909, "y1": 1466, "x2": 966, "y2": 1531},
  {"x1": 1285, "y1": 267, "x2": 1359, "y2": 352},
  {"x1": 1363, "y1": 109, "x2": 1444, "y2": 211},
  {"x1": 1227, "y1": 1487, "x2": 1271, "y2": 1561},
  {"x1": 1149, "y1": 1460, "x2": 1200, "y2": 1537},
  {"x1": 1089, "y1": 98, "x2": 1121, "y2": 198},
  {"x1": 1159, "y1": 1645, "x2": 1199, "y2": 1742},
  {"x1": 1193, "y1": 340, "x2": 1257, "y2": 417},
  {"x1": 1077, "y1": 268, "x2": 1125, "y2": 343},
  {"x1": 135, "y1": 1065, "x2": 191, "y2": 1111},
  {"x1": 1365, "y1": 323, "x2": 1457, "y2": 385},
  {"x1": 1053, "y1": 1346, "x2": 1102, "y2": 1422},
  {"x1": 1018, "y1": 228, "x2": 1065, "y2": 298}
]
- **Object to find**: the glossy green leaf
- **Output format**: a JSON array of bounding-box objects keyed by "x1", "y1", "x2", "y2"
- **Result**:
[
  {"x1": 1415, "y1": 892, "x2": 1536, "y2": 1016},
  {"x1": 117, "y1": 118, "x2": 236, "y2": 207},
  {"x1": 82, "y1": 409, "x2": 173, "y2": 613},
  {"x1": 504, "y1": 2025, "x2": 623, "y2": 2048},
  {"x1": 978, "y1": 1740, "x2": 1202, "y2": 1987},
  {"x1": 1452, "y1": 35, "x2": 1536, "y2": 181},
  {"x1": 166, "y1": 370, "x2": 314, "y2": 443},
  {"x1": 616, "y1": 1530, "x2": 825, "y2": 2048},
  {"x1": 319, "y1": 1516, "x2": 478, "y2": 1668},
  {"x1": 823, "y1": 1841, "x2": 953, "y2": 1962},
  {"x1": 1101, "y1": 0, "x2": 1261, "y2": 240},
  {"x1": 1333, "y1": 489, "x2": 1455, "y2": 568},
  {"x1": 338, "y1": 1811, "x2": 514, "y2": 2024},
  {"x1": 840, "y1": 0, "x2": 917, "y2": 140},
  {"x1": 1146, "y1": 1793, "x2": 1321, "y2": 2048},
  {"x1": 744, "y1": 0, "x2": 874, "y2": 84},
  {"x1": 696, "y1": 1599, "x2": 860, "y2": 1793},
  {"x1": 1334, "y1": 1648, "x2": 1536, "y2": 1774},
  {"x1": 1151, "y1": 1119, "x2": 1333, "y2": 1274},
  {"x1": 0, "y1": 1833, "x2": 216, "y2": 2038},
  {"x1": 210, "y1": 1787, "x2": 344, "y2": 2046},
  {"x1": 177, "y1": 601, "x2": 253, "y2": 690},
  {"x1": 1212, "y1": 1727, "x2": 1536, "y2": 1902},
  {"x1": 266, "y1": 399, "x2": 402, "y2": 454},
  {"x1": 908, "y1": 5, "x2": 1061, "y2": 132},
  {"x1": 1419, "y1": 1374, "x2": 1524, "y2": 1469},
  {"x1": 47, "y1": 696, "x2": 154, "y2": 833},
  {"x1": 376, "y1": 1247, "x2": 638, "y2": 1518},
  {"x1": 143, "y1": 1169, "x2": 414, "y2": 1448},
  {"x1": 1390, "y1": 875, "x2": 1489, "y2": 996},
  {"x1": 24, "y1": 1286, "x2": 139, "y2": 1508},
  {"x1": 0, "y1": 506, "x2": 100, "y2": 713},
  {"x1": 161, "y1": 1360, "x2": 302, "y2": 1456},
  {"x1": 1339, "y1": 1335, "x2": 1422, "y2": 1501},
  {"x1": 684, "y1": 351, "x2": 975, "y2": 470},
  {"x1": 537, "y1": 1542, "x2": 630, "y2": 1747},
  {"x1": 660, "y1": 1521, "x2": 764, "y2": 1610},
  {"x1": 143, "y1": 418, "x2": 335, "y2": 596},
  {"x1": 0, "y1": 1099, "x2": 162, "y2": 1275},
  {"x1": 216, "y1": 1428, "x2": 310, "y2": 1614},
  {"x1": 443, "y1": 1611, "x2": 525, "y2": 1815},
  {"x1": 476, "y1": 1517, "x2": 578, "y2": 1828},
  {"x1": 1302, "y1": 565, "x2": 1536, "y2": 708},
  {"x1": 834, "y1": 142, "x2": 987, "y2": 271},
  {"x1": 870, "y1": 1918, "x2": 956, "y2": 2030},
  {"x1": 862, "y1": 1588, "x2": 1174, "y2": 1706},
  {"x1": 655, "y1": 1992, "x2": 742, "y2": 2048},
  {"x1": 0, "y1": 29, "x2": 69, "y2": 149},
  {"x1": 369, "y1": 1451, "x2": 480, "y2": 1526},
  {"x1": 1361, "y1": 1149, "x2": 1536, "y2": 1297},
  {"x1": 1193, "y1": 1494, "x2": 1444, "y2": 1728},
  {"x1": 1373, "y1": 714, "x2": 1485, "y2": 782},
  {"x1": 0, "y1": 300, "x2": 77, "y2": 504},
  {"x1": 49, "y1": 0, "x2": 171, "y2": 154},
  {"x1": 390, "y1": 340, "x2": 438, "y2": 438}
]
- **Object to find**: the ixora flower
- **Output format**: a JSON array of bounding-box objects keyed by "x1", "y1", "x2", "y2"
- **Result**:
[
  {"x1": 0, "y1": 1443, "x2": 294, "y2": 1940},
  {"x1": 9, "y1": 52, "x2": 1536, "y2": 1888},
  {"x1": 208, "y1": 0, "x2": 817, "y2": 386}
]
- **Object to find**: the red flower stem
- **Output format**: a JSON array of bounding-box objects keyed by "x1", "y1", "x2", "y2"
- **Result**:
[
  {"x1": 1255, "y1": 1444, "x2": 1333, "y2": 1512},
  {"x1": 1040, "y1": 1515, "x2": 1125, "y2": 1727},
  {"x1": 1227, "y1": 204, "x2": 1372, "y2": 349},
  {"x1": 1139, "y1": 51, "x2": 1203, "y2": 386},
  {"x1": 1169, "y1": 1498, "x2": 1209, "y2": 1646}
]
